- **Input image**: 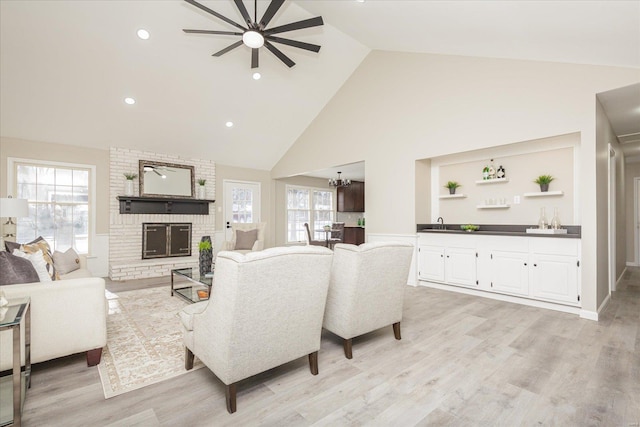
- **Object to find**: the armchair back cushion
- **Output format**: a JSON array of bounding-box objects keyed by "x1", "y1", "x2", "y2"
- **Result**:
[
  {"x1": 185, "y1": 245, "x2": 333, "y2": 385},
  {"x1": 323, "y1": 242, "x2": 414, "y2": 340},
  {"x1": 221, "y1": 222, "x2": 266, "y2": 253}
]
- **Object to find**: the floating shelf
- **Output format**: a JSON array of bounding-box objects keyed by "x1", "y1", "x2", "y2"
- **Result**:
[
  {"x1": 523, "y1": 190, "x2": 564, "y2": 197},
  {"x1": 476, "y1": 204, "x2": 510, "y2": 209},
  {"x1": 475, "y1": 178, "x2": 509, "y2": 185},
  {"x1": 117, "y1": 196, "x2": 215, "y2": 215},
  {"x1": 439, "y1": 194, "x2": 467, "y2": 199}
]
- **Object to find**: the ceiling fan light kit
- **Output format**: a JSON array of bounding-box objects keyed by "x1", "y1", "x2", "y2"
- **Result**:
[{"x1": 183, "y1": 0, "x2": 324, "y2": 69}]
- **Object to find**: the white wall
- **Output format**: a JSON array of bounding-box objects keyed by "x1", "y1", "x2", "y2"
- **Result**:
[
  {"x1": 625, "y1": 161, "x2": 640, "y2": 265},
  {"x1": 271, "y1": 50, "x2": 640, "y2": 314},
  {"x1": 431, "y1": 135, "x2": 576, "y2": 224}
]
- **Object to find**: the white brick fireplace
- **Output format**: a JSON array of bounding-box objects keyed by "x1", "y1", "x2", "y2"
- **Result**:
[{"x1": 109, "y1": 147, "x2": 216, "y2": 281}]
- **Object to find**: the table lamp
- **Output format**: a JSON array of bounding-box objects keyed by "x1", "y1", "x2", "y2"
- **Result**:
[{"x1": 0, "y1": 196, "x2": 28, "y2": 239}]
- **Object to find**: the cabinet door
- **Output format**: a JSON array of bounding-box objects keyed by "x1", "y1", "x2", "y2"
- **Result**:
[
  {"x1": 354, "y1": 227, "x2": 365, "y2": 245},
  {"x1": 353, "y1": 181, "x2": 365, "y2": 212},
  {"x1": 418, "y1": 245, "x2": 445, "y2": 282},
  {"x1": 445, "y1": 247, "x2": 477, "y2": 287},
  {"x1": 530, "y1": 254, "x2": 579, "y2": 305},
  {"x1": 490, "y1": 251, "x2": 529, "y2": 296}
]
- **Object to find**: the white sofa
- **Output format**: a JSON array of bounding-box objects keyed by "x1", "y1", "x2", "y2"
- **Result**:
[
  {"x1": 180, "y1": 245, "x2": 333, "y2": 413},
  {"x1": 0, "y1": 255, "x2": 107, "y2": 371}
]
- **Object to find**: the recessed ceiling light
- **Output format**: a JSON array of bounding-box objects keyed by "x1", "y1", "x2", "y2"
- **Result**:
[
  {"x1": 252, "y1": 72, "x2": 261, "y2": 80},
  {"x1": 124, "y1": 97, "x2": 136, "y2": 105},
  {"x1": 225, "y1": 121, "x2": 234, "y2": 128},
  {"x1": 137, "y1": 29, "x2": 150, "y2": 40},
  {"x1": 356, "y1": 0, "x2": 365, "y2": 3}
]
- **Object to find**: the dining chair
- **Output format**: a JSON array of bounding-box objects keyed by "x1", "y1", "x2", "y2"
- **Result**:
[
  {"x1": 328, "y1": 222, "x2": 345, "y2": 249},
  {"x1": 304, "y1": 223, "x2": 327, "y2": 247}
]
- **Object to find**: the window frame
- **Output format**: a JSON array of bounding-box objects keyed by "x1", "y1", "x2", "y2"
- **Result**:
[
  {"x1": 7, "y1": 157, "x2": 97, "y2": 254},
  {"x1": 285, "y1": 184, "x2": 335, "y2": 244}
]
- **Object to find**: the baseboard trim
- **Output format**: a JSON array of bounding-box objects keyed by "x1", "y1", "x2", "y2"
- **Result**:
[
  {"x1": 579, "y1": 310, "x2": 599, "y2": 321},
  {"x1": 625, "y1": 262, "x2": 638, "y2": 267},
  {"x1": 419, "y1": 280, "x2": 582, "y2": 317}
]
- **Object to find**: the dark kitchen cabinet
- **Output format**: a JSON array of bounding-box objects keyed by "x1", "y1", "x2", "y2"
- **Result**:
[
  {"x1": 343, "y1": 227, "x2": 365, "y2": 245},
  {"x1": 337, "y1": 181, "x2": 365, "y2": 212}
]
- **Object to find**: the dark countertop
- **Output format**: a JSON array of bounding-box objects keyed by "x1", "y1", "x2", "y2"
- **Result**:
[{"x1": 416, "y1": 224, "x2": 581, "y2": 239}]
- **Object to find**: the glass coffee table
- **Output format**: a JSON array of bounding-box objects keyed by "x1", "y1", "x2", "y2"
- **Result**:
[{"x1": 171, "y1": 268, "x2": 213, "y2": 303}]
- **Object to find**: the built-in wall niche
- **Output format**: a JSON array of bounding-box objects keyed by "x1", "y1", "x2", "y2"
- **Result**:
[{"x1": 417, "y1": 133, "x2": 579, "y2": 225}]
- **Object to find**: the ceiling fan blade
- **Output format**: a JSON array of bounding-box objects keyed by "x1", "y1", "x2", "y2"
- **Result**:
[
  {"x1": 264, "y1": 41, "x2": 295, "y2": 68},
  {"x1": 233, "y1": 0, "x2": 253, "y2": 27},
  {"x1": 259, "y1": 0, "x2": 285, "y2": 29},
  {"x1": 265, "y1": 35, "x2": 321, "y2": 52},
  {"x1": 251, "y1": 48, "x2": 259, "y2": 69},
  {"x1": 212, "y1": 40, "x2": 244, "y2": 57},
  {"x1": 264, "y1": 16, "x2": 323, "y2": 35},
  {"x1": 183, "y1": 0, "x2": 246, "y2": 32},
  {"x1": 183, "y1": 29, "x2": 243, "y2": 36}
]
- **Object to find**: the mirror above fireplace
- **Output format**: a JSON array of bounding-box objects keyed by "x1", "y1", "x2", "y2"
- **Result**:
[{"x1": 139, "y1": 160, "x2": 195, "y2": 198}]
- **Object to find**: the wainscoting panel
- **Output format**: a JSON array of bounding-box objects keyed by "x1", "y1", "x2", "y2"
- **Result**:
[{"x1": 88, "y1": 234, "x2": 109, "y2": 277}]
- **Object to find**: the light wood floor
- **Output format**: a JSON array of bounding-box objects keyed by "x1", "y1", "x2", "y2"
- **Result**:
[{"x1": 19, "y1": 270, "x2": 640, "y2": 426}]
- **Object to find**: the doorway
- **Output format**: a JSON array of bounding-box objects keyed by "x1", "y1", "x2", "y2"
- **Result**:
[
  {"x1": 223, "y1": 180, "x2": 261, "y2": 240},
  {"x1": 608, "y1": 145, "x2": 616, "y2": 293}
]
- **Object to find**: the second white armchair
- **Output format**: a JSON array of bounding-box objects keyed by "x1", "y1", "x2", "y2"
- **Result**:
[{"x1": 220, "y1": 222, "x2": 266, "y2": 253}]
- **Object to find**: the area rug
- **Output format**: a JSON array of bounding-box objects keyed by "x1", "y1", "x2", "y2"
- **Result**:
[{"x1": 98, "y1": 286, "x2": 204, "y2": 398}]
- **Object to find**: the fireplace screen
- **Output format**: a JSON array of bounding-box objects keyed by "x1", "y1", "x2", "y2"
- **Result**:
[{"x1": 142, "y1": 223, "x2": 191, "y2": 259}]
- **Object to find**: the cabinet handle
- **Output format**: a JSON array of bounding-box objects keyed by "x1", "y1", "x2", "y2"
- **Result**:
[
  {"x1": 440, "y1": 254, "x2": 443, "y2": 258},
  {"x1": 534, "y1": 263, "x2": 537, "y2": 267},
  {"x1": 524, "y1": 262, "x2": 527, "y2": 266},
  {"x1": 446, "y1": 255, "x2": 450, "y2": 258}
]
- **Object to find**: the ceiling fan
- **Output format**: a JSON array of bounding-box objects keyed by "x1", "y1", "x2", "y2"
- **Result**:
[{"x1": 183, "y1": 0, "x2": 324, "y2": 69}]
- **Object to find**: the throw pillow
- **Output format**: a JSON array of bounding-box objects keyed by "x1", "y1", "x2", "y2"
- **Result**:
[
  {"x1": 234, "y1": 229, "x2": 258, "y2": 250},
  {"x1": 12, "y1": 249, "x2": 52, "y2": 282},
  {"x1": 19, "y1": 236, "x2": 59, "y2": 280},
  {"x1": 53, "y1": 248, "x2": 81, "y2": 275},
  {"x1": 4, "y1": 240, "x2": 21, "y2": 253},
  {"x1": 0, "y1": 251, "x2": 40, "y2": 286}
]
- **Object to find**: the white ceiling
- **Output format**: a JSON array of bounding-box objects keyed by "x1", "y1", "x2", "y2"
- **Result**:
[
  {"x1": 1, "y1": 1, "x2": 639, "y2": 173},
  {"x1": 304, "y1": 161, "x2": 365, "y2": 182},
  {"x1": 597, "y1": 83, "x2": 640, "y2": 159}
]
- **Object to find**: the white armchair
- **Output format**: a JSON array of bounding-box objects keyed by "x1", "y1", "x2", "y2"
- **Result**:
[
  {"x1": 323, "y1": 242, "x2": 414, "y2": 359},
  {"x1": 220, "y1": 222, "x2": 266, "y2": 254},
  {"x1": 180, "y1": 245, "x2": 333, "y2": 413}
]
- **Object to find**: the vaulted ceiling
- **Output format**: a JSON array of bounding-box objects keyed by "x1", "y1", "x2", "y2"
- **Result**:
[{"x1": 1, "y1": 1, "x2": 638, "y2": 171}]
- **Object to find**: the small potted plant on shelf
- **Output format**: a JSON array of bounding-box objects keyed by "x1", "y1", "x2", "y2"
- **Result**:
[
  {"x1": 197, "y1": 179, "x2": 206, "y2": 199},
  {"x1": 123, "y1": 173, "x2": 138, "y2": 196},
  {"x1": 444, "y1": 181, "x2": 461, "y2": 195},
  {"x1": 534, "y1": 174, "x2": 554, "y2": 192}
]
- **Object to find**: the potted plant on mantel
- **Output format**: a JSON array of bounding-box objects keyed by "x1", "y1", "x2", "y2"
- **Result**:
[
  {"x1": 197, "y1": 179, "x2": 206, "y2": 199},
  {"x1": 444, "y1": 181, "x2": 461, "y2": 195},
  {"x1": 123, "y1": 173, "x2": 137, "y2": 196},
  {"x1": 534, "y1": 174, "x2": 554, "y2": 192}
]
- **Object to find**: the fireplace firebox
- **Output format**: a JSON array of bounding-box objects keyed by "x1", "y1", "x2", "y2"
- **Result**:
[{"x1": 142, "y1": 223, "x2": 192, "y2": 259}]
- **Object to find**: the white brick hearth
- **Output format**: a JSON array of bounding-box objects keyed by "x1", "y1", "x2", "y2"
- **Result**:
[{"x1": 109, "y1": 147, "x2": 215, "y2": 281}]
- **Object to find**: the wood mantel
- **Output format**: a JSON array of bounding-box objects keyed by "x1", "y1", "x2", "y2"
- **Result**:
[{"x1": 117, "y1": 196, "x2": 215, "y2": 215}]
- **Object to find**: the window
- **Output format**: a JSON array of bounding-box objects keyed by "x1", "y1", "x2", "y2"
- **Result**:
[
  {"x1": 11, "y1": 159, "x2": 93, "y2": 253},
  {"x1": 286, "y1": 185, "x2": 334, "y2": 243}
]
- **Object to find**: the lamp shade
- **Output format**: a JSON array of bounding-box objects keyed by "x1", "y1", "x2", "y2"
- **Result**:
[{"x1": 0, "y1": 198, "x2": 28, "y2": 218}]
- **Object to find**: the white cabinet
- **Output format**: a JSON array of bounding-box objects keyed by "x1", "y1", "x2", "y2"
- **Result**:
[
  {"x1": 529, "y1": 239, "x2": 580, "y2": 305},
  {"x1": 418, "y1": 233, "x2": 581, "y2": 308},
  {"x1": 490, "y1": 250, "x2": 529, "y2": 296},
  {"x1": 445, "y1": 247, "x2": 477, "y2": 287},
  {"x1": 417, "y1": 234, "x2": 477, "y2": 288},
  {"x1": 418, "y1": 245, "x2": 445, "y2": 282}
]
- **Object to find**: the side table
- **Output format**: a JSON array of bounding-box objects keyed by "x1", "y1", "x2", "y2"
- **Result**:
[{"x1": 0, "y1": 297, "x2": 31, "y2": 427}]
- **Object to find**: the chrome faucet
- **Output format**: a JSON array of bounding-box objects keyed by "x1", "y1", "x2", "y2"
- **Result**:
[{"x1": 437, "y1": 217, "x2": 444, "y2": 229}]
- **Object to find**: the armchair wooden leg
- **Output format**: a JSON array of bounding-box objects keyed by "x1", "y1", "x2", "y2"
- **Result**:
[
  {"x1": 226, "y1": 383, "x2": 237, "y2": 414},
  {"x1": 185, "y1": 347, "x2": 194, "y2": 370},
  {"x1": 343, "y1": 338, "x2": 353, "y2": 359},
  {"x1": 393, "y1": 322, "x2": 401, "y2": 340},
  {"x1": 308, "y1": 351, "x2": 319, "y2": 375},
  {"x1": 86, "y1": 348, "x2": 103, "y2": 366}
]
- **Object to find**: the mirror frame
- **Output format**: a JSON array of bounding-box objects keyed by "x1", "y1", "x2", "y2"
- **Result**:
[{"x1": 138, "y1": 160, "x2": 195, "y2": 198}]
